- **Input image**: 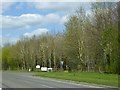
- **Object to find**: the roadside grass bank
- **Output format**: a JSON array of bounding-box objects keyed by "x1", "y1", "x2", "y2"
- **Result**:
[{"x1": 33, "y1": 71, "x2": 118, "y2": 87}]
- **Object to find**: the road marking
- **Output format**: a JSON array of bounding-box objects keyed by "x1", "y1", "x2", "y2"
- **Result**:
[
  {"x1": 16, "y1": 73, "x2": 111, "y2": 88},
  {"x1": 42, "y1": 78, "x2": 103, "y2": 88},
  {"x1": 39, "y1": 84, "x2": 54, "y2": 88},
  {"x1": 30, "y1": 76, "x2": 104, "y2": 88},
  {"x1": 14, "y1": 76, "x2": 54, "y2": 88}
]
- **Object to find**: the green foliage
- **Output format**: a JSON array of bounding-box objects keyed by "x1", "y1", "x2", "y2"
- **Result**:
[{"x1": 2, "y1": 46, "x2": 17, "y2": 70}]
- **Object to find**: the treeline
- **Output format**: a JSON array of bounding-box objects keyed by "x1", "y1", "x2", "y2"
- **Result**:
[{"x1": 2, "y1": 2, "x2": 119, "y2": 74}]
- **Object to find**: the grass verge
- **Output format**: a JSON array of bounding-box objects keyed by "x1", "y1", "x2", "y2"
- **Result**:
[{"x1": 33, "y1": 71, "x2": 118, "y2": 87}]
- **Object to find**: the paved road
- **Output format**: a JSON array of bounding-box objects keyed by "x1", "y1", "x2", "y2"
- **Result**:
[
  {"x1": 1, "y1": 72, "x2": 117, "y2": 89},
  {"x1": 0, "y1": 72, "x2": 2, "y2": 88}
]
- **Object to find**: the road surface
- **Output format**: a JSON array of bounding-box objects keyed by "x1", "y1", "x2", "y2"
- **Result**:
[{"x1": 1, "y1": 72, "x2": 117, "y2": 89}]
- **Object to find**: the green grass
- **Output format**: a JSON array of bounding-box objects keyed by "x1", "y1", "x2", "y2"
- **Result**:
[{"x1": 33, "y1": 71, "x2": 118, "y2": 87}]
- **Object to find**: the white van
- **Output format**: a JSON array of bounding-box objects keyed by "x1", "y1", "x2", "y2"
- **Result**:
[{"x1": 41, "y1": 67, "x2": 47, "y2": 72}]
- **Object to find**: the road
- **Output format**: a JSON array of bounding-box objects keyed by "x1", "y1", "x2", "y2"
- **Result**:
[{"x1": 1, "y1": 72, "x2": 117, "y2": 89}]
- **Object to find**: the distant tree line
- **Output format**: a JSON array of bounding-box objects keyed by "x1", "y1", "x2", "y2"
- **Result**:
[{"x1": 2, "y1": 2, "x2": 119, "y2": 74}]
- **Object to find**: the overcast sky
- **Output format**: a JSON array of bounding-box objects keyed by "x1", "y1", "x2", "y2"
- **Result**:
[{"x1": 0, "y1": 1, "x2": 93, "y2": 46}]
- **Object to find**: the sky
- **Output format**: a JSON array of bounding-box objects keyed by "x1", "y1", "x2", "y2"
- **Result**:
[{"x1": 0, "y1": 1, "x2": 93, "y2": 47}]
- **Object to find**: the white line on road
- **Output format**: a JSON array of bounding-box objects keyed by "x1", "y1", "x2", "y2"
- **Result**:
[
  {"x1": 39, "y1": 84, "x2": 54, "y2": 88},
  {"x1": 29, "y1": 76, "x2": 104, "y2": 88},
  {"x1": 15, "y1": 76, "x2": 54, "y2": 88}
]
